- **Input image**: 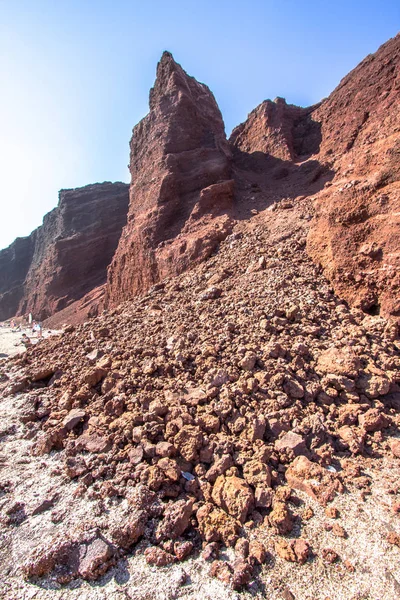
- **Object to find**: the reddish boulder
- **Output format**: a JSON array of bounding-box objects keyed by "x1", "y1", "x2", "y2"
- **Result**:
[
  {"x1": 212, "y1": 475, "x2": 254, "y2": 524},
  {"x1": 285, "y1": 456, "x2": 342, "y2": 505}
]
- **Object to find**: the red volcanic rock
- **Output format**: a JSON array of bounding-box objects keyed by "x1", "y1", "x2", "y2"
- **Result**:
[
  {"x1": 230, "y1": 97, "x2": 321, "y2": 161},
  {"x1": 229, "y1": 35, "x2": 400, "y2": 321},
  {"x1": 106, "y1": 51, "x2": 233, "y2": 307},
  {"x1": 0, "y1": 182, "x2": 129, "y2": 321},
  {"x1": 307, "y1": 34, "x2": 400, "y2": 320}
]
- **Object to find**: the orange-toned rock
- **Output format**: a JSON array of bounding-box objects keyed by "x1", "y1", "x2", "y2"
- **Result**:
[
  {"x1": 196, "y1": 503, "x2": 239, "y2": 547},
  {"x1": 285, "y1": 456, "x2": 342, "y2": 505},
  {"x1": 212, "y1": 475, "x2": 254, "y2": 524}
]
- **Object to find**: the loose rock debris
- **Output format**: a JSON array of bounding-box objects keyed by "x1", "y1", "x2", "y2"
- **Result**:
[{"x1": 0, "y1": 205, "x2": 399, "y2": 599}]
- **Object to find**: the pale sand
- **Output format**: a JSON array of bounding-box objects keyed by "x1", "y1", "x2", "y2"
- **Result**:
[{"x1": 0, "y1": 326, "x2": 58, "y2": 358}]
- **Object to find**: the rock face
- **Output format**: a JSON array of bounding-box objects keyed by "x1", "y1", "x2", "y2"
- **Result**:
[
  {"x1": 3, "y1": 37, "x2": 400, "y2": 325},
  {"x1": 230, "y1": 97, "x2": 322, "y2": 161},
  {"x1": 227, "y1": 34, "x2": 400, "y2": 320},
  {"x1": 0, "y1": 183, "x2": 129, "y2": 321},
  {"x1": 106, "y1": 51, "x2": 233, "y2": 307},
  {"x1": 305, "y1": 34, "x2": 400, "y2": 319}
]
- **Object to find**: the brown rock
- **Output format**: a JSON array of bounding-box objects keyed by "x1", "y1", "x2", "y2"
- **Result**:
[
  {"x1": 337, "y1": 426, "x2": 365, "y2": 454},
  {"x1": 269, "y1": 501, "x2": 294, "y2": 534},
  {"x1": 255, "y1": 487, "x2": 273, "y2": 509},
  {"x1": 286, "y1": 456, "x2": 342, "y2": 505},
  {"x1": 325, "y1": 506, "x2": 339, "y2": 519},
  {"x1": 212, "y1": 475, "x2": 254, "y2": 524},
  {"x1": 201, "y1": 542, "x2": 220, "y2": 561},
  {"x1": 242, "y1": 460, "x2": 272, "y2": 488},
  {"x1": 316, "y1": 348, "x2": 361, "y2": 379},
  {"x1": 275, "y1": 539, "x2": 310, "y2": 564},
  {"x1": 205, "y1": 454, "x2": 233, "y2": 483},
  {"x1": 78, "y1": 537, "x2": 115, "y2": 581},
  {"x1": 106, "y1": 52, "x2": 232, "y2": 307},
  {"x1": 210, "y1": 560, "x2": 232, "y2": 585},
  {"x1": 390, "y1": 438, "x2": 400, "y2": 458},
  {"x1": 358, "y1": 408, "x2": 389, "y2": 432},
  {"x1": 156, "y1": 441, "x2": 176, "y2": 458},
  {"x1": 144, "y1": 547, "x2": 175, "y2": 566},
  {"x1": 174, "y1": 425, "x2": 203, "y2": 462},
  {"x1": 196, "y1": 503, "x2": 239, "y2": 546},
  {"x1": 174, "y1": 540, "x2": 193, "y2": 561},
  {"x1": 321, "y1": 548, "x2": 340, "y2": 563},
  {"x1": 62, "y1": 409, "x2": 86, "y2": 431},
  {"x1": 231, "y1": 558, "x2": 253, "y2": 589},
  {"x1": 248, "y1": 540, "x2": 267, "y2": 565},
  {"x1": 156, "y1": 499, "x2": 193, "y2": 541},
  {"x1": 332, "y1": 523, "x2": 347, "y2": 538},
  {"x1": 275, "y1": 432, "x2": 309, "y2": 457},
  {"x1": 234, "y1": 537, "x2": 249, "y2": 559},
  {"x1": 0, "y1": 182, "x2": 129, "y2": 322},
  {"x1": 109, "y1": 510, "x2": 147, "y2": 549}
]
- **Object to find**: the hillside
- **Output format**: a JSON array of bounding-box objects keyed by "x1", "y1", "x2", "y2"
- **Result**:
[{"x1": 0, "y1": 34, "x2": 399, "y2": 600}]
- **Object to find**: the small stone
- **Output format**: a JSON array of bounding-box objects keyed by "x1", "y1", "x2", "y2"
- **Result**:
[
  {"x1": 31, "y1": 494, "x2": 59, "y2": 516},
  {"x1": 78, "y1": 537, "x2": 115, "y2": 581},
  {"x1": 321, "y1": 548, "x2": 340, "y2": 563},
  {"x1": 332, "y1": 524, "x2": 347, "y2": 538},
  {"x1": 389, "y1": 438, "x2": 400, "y2": 458},
  {"x1": 248, "y1": 540, "x2": 267, "y2": 565},
  {"x1": 234, "y1": 537, "x2": 249, "y2": 559},
  {"x1": 387, "y1": 532, "x2": 400, "y2": 547},
  {"x1": 302, "y1": 507, "x2": 314, "y2": 520},
  {"x1": 269, "y1": 501, "x2": 294, "y2": 534},
  {"x1": 201, "y1": 542, "x2": 219, "y2": 561},
  {"x1": 156, "y1": 442, "x2": 176, "y2": 458},
  {"x1": 210, "y1": 560, "x2": 232, "y2": 585},
  {"x1": 275, "y1": 432, "x2": 308, "y2": 457},
  {"x1": 144, "y1": 547, "x2": 175, "y2": 566},
  {"x1": 325, "y1": 507, "x2": 339, "y2": 519},
  {"x1": 255, "y1": 487, "x2": 273, "y2": 509},
  {"x1": 231, "y1": 558, "x2": 253, "y2": 589},
  {"x1": 174, "y1": 540, "x2": 193, "y2": 561}
]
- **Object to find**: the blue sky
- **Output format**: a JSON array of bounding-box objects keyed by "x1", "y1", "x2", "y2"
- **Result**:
[{"x1": 0, "y1": 0, "x2": 399, "y2": 249}]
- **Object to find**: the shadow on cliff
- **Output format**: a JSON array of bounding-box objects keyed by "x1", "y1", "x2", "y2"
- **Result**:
[{"x1": 230, "y1": 147, "x2": 334, "y2": 221}]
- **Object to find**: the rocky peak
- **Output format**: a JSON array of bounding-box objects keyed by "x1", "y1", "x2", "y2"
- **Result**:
[
  {"x1": 230, "y1": 97, "x2": 321, "y2": 162},
  {"x1": 106, "y1": 53, "x2": 233, "y2": 307}
]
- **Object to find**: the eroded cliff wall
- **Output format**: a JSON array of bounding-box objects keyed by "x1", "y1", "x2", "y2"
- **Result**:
[{"x1": 0, "y1": 182, "x2": 129, "y2": 321}]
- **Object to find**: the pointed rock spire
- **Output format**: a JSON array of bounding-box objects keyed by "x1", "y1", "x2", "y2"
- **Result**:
[{"x1": 106, "y1": 54, "x2": 233, "y2": 306}]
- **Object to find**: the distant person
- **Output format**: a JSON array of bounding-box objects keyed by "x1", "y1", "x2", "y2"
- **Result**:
[{"x1": 21, "y1": 333, "x2": 32, "y2": 347}]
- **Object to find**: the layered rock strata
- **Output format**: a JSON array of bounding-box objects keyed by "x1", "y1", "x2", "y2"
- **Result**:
[
  {"x1": 307, "y1": 34, "x2": 400, "y2": 319},
  {"x1": 0, "y1": 182, "x2": 129, "y2": 321}
]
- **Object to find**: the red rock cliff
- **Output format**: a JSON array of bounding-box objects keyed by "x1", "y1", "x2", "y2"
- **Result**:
[
  {"x1": 229, "y1": 34, "x2": 400, "y2": 320},
  {"x1": 307, "y1": 34, "x2": 400, "y2": 319},
  {"x1": 106, "y1": 52, "x2": 233, "y2": 306},
  {"x1": 0, "y1": 182, "x2": 129, "y2": 321}
]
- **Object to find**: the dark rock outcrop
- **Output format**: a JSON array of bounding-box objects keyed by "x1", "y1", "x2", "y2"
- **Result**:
[
  {"x1": 0, "y1": 182, "x2": 129, "y2": 321},
  {"x1": 106, "y1": 51, "x2": 233, "y2": 307}
]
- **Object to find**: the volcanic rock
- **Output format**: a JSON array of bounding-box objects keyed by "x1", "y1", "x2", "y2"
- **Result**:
[
  {"x1": 106, "y1": 51, "x2": 233, "y2": 307},
  {"x1": 0, "y1": 182, "x2": 129, "y2": 321}
]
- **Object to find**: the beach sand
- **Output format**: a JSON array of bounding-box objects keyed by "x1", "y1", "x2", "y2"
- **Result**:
[{"x1": 0, "y1": 326, "x2": 57, "y2": 358}]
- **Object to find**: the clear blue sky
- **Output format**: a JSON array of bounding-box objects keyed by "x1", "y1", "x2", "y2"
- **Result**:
[{"x1": 0, "y1": 0, "x2": 398, "y2": 249}]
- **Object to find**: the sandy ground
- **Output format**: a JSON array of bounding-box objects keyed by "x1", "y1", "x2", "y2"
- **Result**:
[{"x1": 0, "y1": 327, "x2": 58, "y2": 359}]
